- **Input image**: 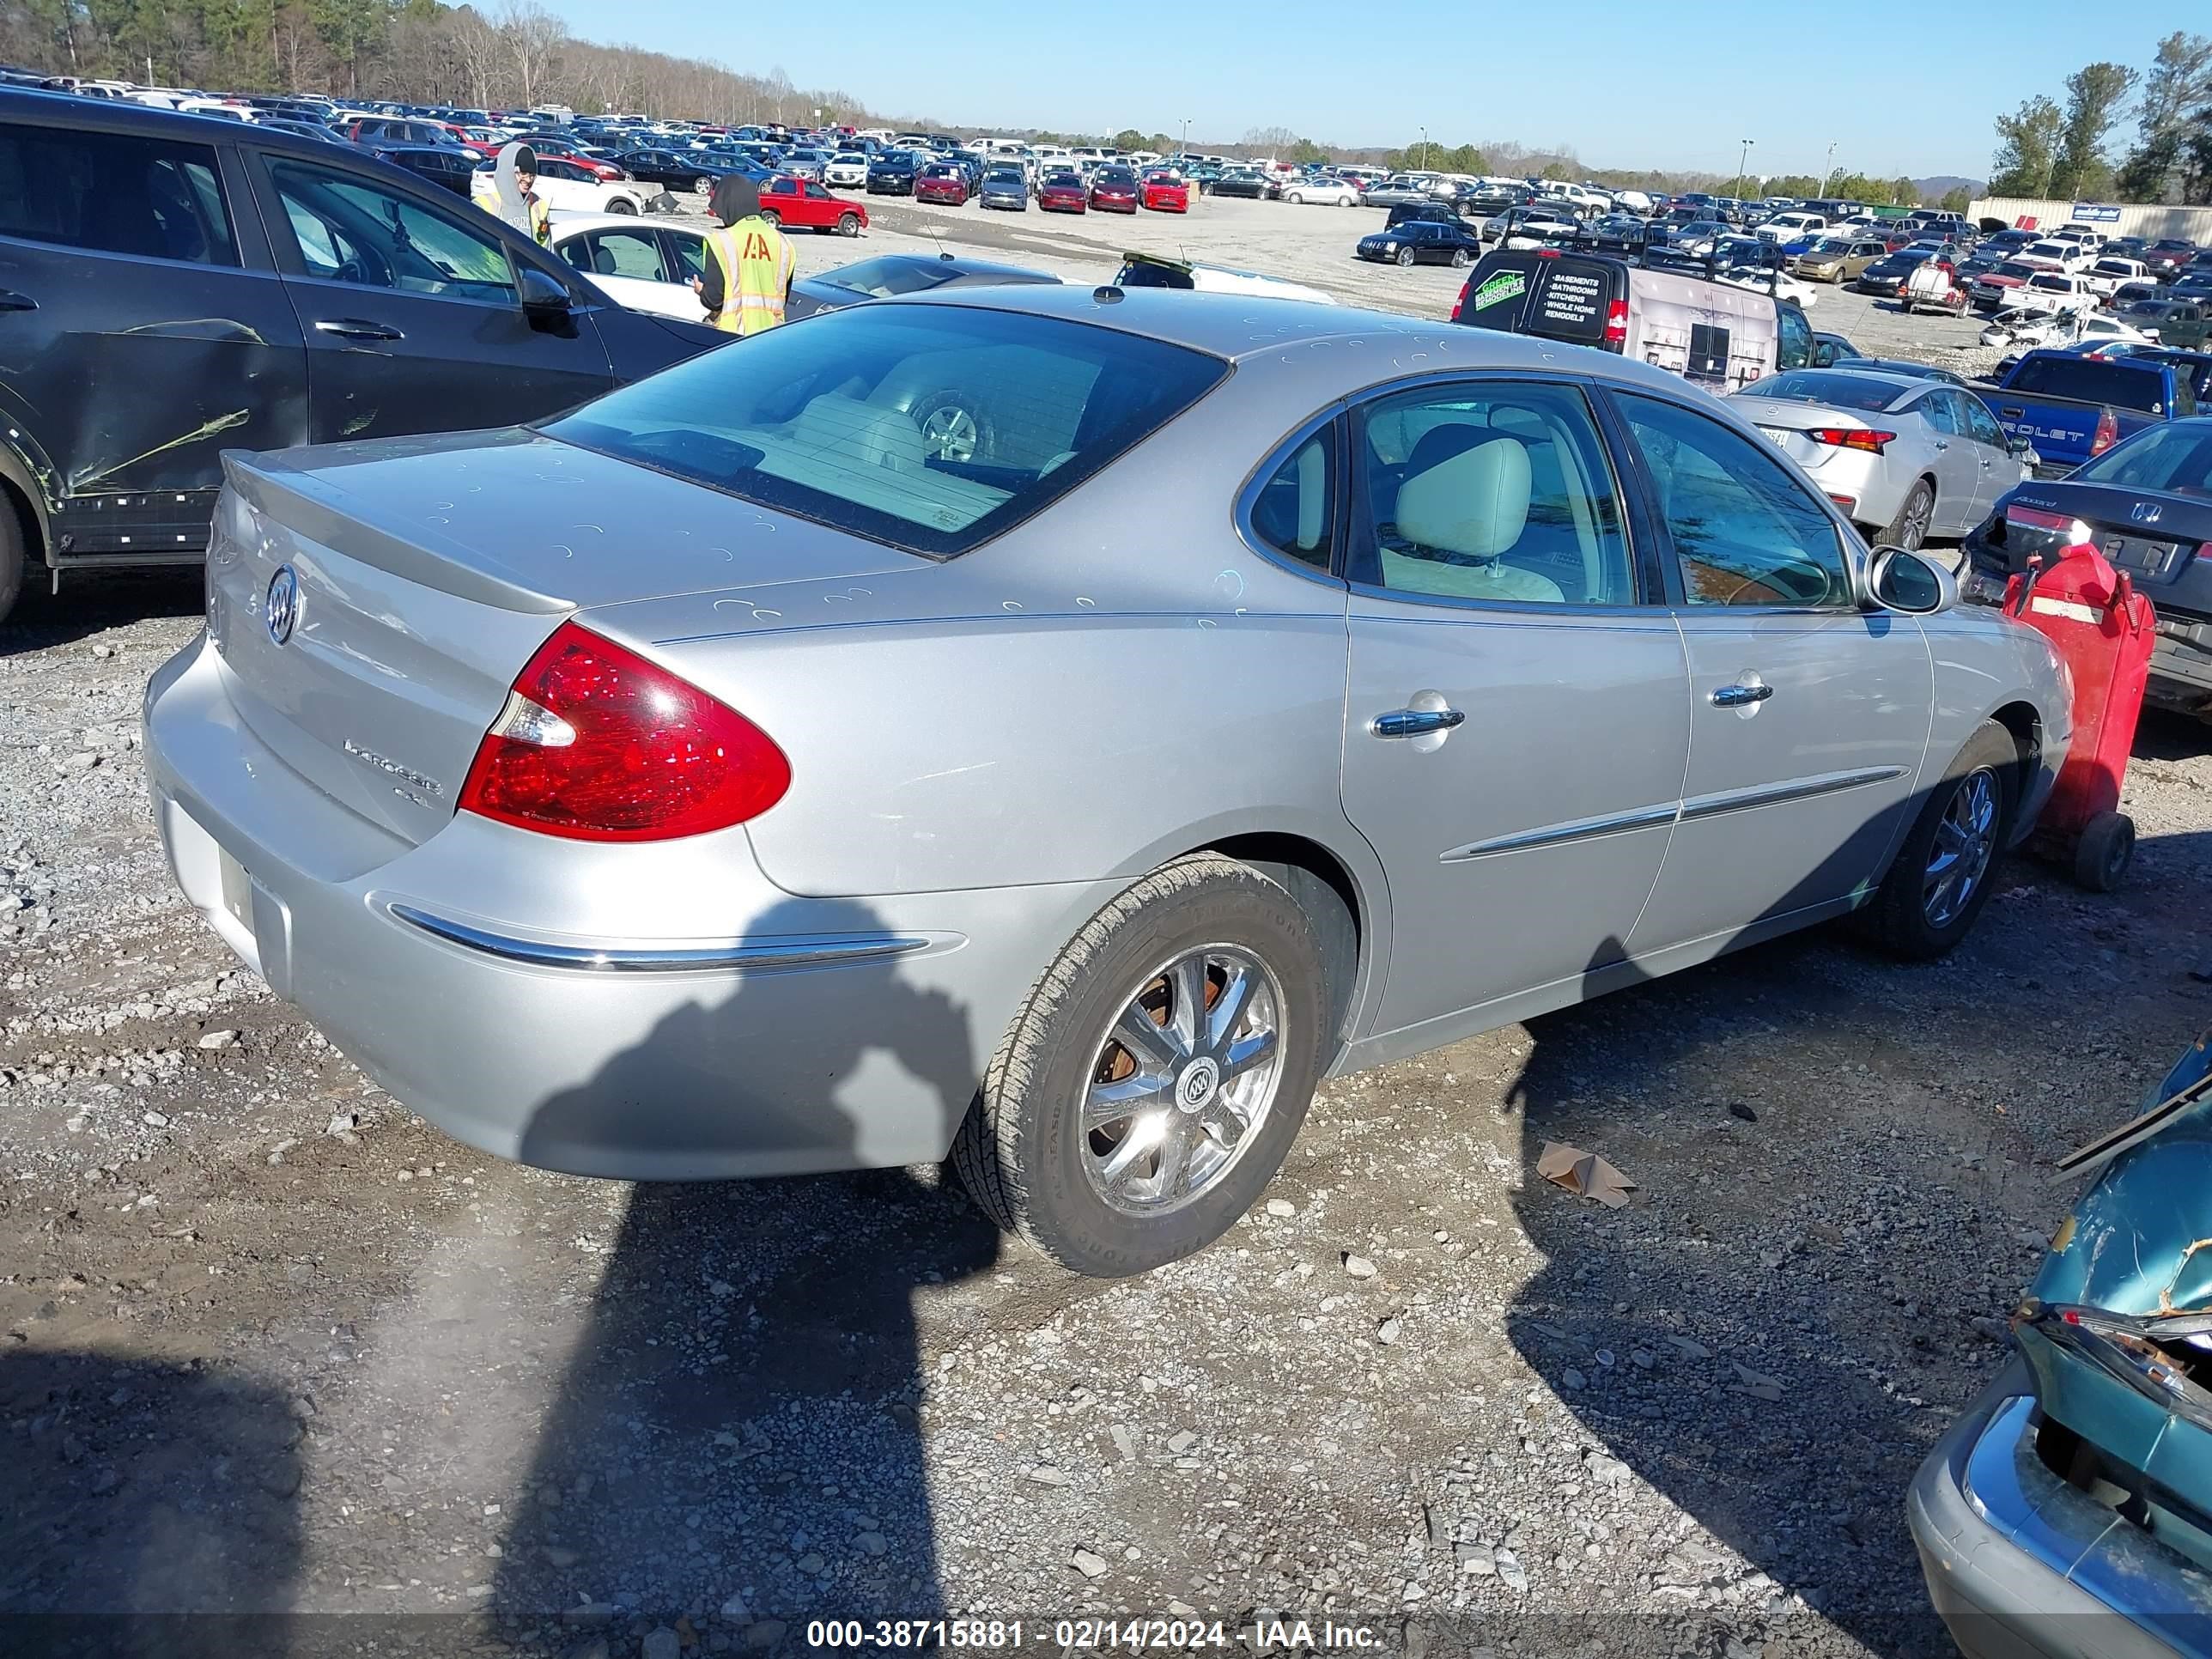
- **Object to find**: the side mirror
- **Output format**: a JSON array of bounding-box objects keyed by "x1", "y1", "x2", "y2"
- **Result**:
[
  {"x1": 518, "y1": 264, "x2": 573, "y2": 322},
  {"x1": 1864, "y1": 545, "x2": 1957, "y2": 616},
  {"x1": 2007, "y1": 434, "x2": 2040, "y2": 465}
]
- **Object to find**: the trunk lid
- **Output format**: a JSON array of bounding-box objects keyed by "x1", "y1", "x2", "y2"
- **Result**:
[
  {"x1": 1993, "y1": 479, "x2": 2212, "y2": 599},
  {"x1": 1730, "y1": 396, "x2": 1871, "y2": 471},
  {"x1": 208, "y1": 433, "x2": 924, "y2": 845}
]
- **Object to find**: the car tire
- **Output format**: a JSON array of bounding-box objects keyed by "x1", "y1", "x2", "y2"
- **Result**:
[
  {"x1": 1881, "y1": 479, "x2": 1936, "y2": 550},
  {"x1": 606, "y1": 197, "x2": 636, "y2": 215},
  {"x1": 950, "y1": 854, "x2": 1328, "y2": 1277},
  {"x1": 0, "y1": 495, "x2": 24, "y2": 628},
  {"x1": 695, "y1": 177, "x2": 713, "y2": 196},
  {"x1": 1285, "y1": 191, "x2": 1304, "y2": 205},
  {"x1": 757, "y1": 208, "x2": 779, "y2": 226},
  {"x1": 1858, "y1": 719, "x2": 2020, "y2": 960},
  {"x1": 1396, "y1": 246, "x2": 1416, "y2": 267},
  {"x1": 1450, "y1": 247, "x2": 1471, "y2": 267},
  {"x1": 836, "y1": 211, "x2": 860, "y2": 236}
]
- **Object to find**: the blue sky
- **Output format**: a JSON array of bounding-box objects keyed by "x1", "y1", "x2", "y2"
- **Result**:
[{"x1": 549, "y1": 0, "x2": 2172, "y2": 180}]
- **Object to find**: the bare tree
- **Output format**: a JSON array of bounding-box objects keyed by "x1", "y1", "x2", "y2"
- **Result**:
[
  {"x1": 497, "y1": 0, "x2": 562, "y2": 109},
  {"x1": 446, "y1": 5, "x2": 501, "y2": 107}
]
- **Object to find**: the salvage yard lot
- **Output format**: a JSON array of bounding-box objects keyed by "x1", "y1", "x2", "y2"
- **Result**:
[
  {"x1": 696, "y1": 189, "x2": 2001, "y2": 370},
  {"x1": 2, "y1": 205, "x2": 2206, "y2": 1657}
]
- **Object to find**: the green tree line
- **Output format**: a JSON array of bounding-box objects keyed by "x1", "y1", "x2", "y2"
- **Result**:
[{"x1": 1987, "y1": 32, "x2": 2212, "y2": 203}]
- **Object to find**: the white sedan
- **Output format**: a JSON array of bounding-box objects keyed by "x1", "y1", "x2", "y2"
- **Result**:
[
  {"x1": 823, "y1": 151, "x2": 871, "y2": 187},
  {"x1": 546, "y1": 211, "x2": 711, "y2": 323},
  {"x1": 471, "y1": 161, "x2": 646, "y2": 219},
  {"x1": 1717, "y1": 264, "x2": 1818, "y2": 307},
  {"x1": 1279, "y1": 178, "x2": 1362, "y2": 206}
]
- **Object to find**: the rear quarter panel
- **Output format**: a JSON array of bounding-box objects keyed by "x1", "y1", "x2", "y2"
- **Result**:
[{"x1": 586, "y1": 440, "x2": 1362, "y2": 900}]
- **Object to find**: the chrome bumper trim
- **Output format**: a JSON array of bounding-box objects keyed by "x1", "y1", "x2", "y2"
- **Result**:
[{"x1": 385, "y1": 902, "x2": 937, "y2": 975}]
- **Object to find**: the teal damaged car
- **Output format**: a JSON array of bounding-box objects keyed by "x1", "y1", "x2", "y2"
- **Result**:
[{"x1": 1911, "y1": 1032, "x2": 2212, "y2": 1657}]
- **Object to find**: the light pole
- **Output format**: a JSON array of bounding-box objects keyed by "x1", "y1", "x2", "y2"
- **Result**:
[
  {"x1": 1419, "y1": 125, "x2": 1428, "y2": 171},
  {"x1": 1735, "y1": 137, "x2": 1753, "y2": 202},
  {"x1": 1180, "y1": 117, "x2": 1189, "y2": 159},
  {"x1": 1822, "y1": 141, "x2": 1836, "y2": 194}
]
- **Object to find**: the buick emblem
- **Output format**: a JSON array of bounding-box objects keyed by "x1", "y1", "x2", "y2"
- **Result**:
[
  {"x1": 265, "y1": 565, "x2": 299, "y2": 645},
  {"x1": 2130, "y1": 501, "x2": 2162, "y2": 526}
]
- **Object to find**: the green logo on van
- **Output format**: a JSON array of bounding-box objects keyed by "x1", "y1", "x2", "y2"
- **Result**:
[{"x1": 1471, "y1": 270, "x2": 1527, "y2": 311}]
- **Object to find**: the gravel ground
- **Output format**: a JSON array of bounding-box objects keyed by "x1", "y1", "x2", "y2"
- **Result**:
[{"x1": 4, "y1": 194, "x2": 2209, "y2": 1659}]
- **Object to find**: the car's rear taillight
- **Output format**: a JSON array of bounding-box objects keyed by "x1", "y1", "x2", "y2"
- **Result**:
[
  {"x1": 1602, "y1": 298, "x2": 1628, "y2": 347},
  {"x1": 2090, "y1": 405, "x2": 2119, "y2": 457},
  {"x1": 459, "y1": 621, "x2": 790, "y2": 842},
  {"x1": 1806, "y1": 428, "x2": 1895, "y2": 454},
  {"x1": 2006, "y1": 503, "x2": 2093, "y2": 543}
]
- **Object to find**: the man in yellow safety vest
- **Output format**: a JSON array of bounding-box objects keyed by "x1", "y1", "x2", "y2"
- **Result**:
[{"x1": 693, "y1": 175, "x2": 796, "y2": 336}]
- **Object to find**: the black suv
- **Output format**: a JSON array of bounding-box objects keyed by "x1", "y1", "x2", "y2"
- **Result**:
[
  {"x1": 865, "y1": 151, "x2": 921, "y2": 194},
  {"x1": 0, "y1": 90, "x2": 725, "y2": 623}
]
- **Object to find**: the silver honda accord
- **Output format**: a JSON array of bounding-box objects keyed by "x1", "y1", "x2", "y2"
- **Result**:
[{"x1": 144, "y1": 287, "x2": 2070, "y2": 1276}]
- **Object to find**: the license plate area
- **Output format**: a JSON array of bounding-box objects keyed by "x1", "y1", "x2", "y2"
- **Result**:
[
  {"x1": 2099, "y1": 535, "x2": 2184, "y2": 580},
  {"x1": 218, "y1": 843, "x2": 255, "y2": 933}
]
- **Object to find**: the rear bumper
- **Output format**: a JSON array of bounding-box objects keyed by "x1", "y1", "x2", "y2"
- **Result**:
[
  {"x1": 1909, "y1": 1358, "x2": 2212, "y2": 1659},
  {"x1": 1961, "y1": 562, "x2": 2212, "y2": 714},
  {"x1": 143, "y1": 635, "x2": 1111, "y2": 1182}
]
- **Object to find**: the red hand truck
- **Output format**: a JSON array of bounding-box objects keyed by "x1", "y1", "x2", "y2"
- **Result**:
[{"x1": 2002, "y1": 542, "x2": 2158, "y2": 891}]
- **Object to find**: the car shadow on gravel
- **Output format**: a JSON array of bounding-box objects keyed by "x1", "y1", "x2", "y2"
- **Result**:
[
  {"x1": 0, "y1": 1347, "x2": 304, "y2": 1656},
  {"x1": 489, "y1": 897, "x2": 1000, "y2": 1646},
  {"x1": 1, "y1": 567, "x2": 205, "y2": 655},
  {"x1": 1503, "y1": 929, "x2": 1972, "y2": 1657}
]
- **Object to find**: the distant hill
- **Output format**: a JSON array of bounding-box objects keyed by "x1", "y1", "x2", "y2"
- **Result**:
[{"x1": 1916, "y1": 175, "x2": 1984, "y2": 201}]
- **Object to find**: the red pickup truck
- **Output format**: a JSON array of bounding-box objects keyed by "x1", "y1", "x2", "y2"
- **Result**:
[{"x1": 759, "y1": 174, "x2": 869, "y2": 235}]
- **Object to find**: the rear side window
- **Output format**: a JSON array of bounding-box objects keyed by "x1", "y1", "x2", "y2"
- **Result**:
[
  {"x1": 1247, "y1": 427, "x2": 1336, "y2": 571},
  {"x1": 546, "y1": 304, "x2": 1230, "y2": 558},
  {"x1": 0, "y1": 120, "x2": 235, "y2": 265},
  {"x1": 2006, "y1": 357, "x2": 2172, "y2": 415}
]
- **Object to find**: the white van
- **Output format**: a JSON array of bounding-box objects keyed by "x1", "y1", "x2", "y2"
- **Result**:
[{"x1": 1449, "y1": 246, "x2": 1809, "y2": 391}]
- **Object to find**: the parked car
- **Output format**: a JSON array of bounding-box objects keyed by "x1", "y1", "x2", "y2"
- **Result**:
[
  {"x1": 1912, "y1": 1027, "x2": 2212, "y2": 1652},
  {"x1": 1756, "y1": 210, "x2": 1828, "y2": 245},
  {"x1": 1717, "y1": 263, "x2": 1817, "y2": 307},
  {"x1": 1730, "y1": 368, "x2": 2032, "y2": 548},
  {"x1": 1357, "y1": 219, "x2": 1482, "y2": 268},
  {"x1": 549, "y1": 211, "x2": 714, "y2": 322},
  {"x1": 1845, "y1": 358, "x2": 1972, "y2": 386},
  {"x1": 1483, "y1": 206, "x2": 1583, "y2": 249},
  {"x1": 865, "y1": 150, "x2": 921, "y2": 194},
  {"x1": 1280, "y1": 176, "x2": 1360, "y2": 207},
  {"x1": 1111, "y1": 252, "x2": 1334, "y2": 304},
  {"x1": 2143, "y1": 347, "x2": 2212, "y2": 406},
  {"x1": 747, "y1": 174, "x2": 865, "y2": 235},
  {"x1": 367, "y1": 142, "x2": 482, "y2": 198},
  {"x1": 1039, "y1": 171, "x2": 1087, "y2": 213},
  {"x1": 823, "y1": 150, "x2": 870, "y2": 188},
  {"x1": 783, "y1": 252, "x2": 1060, "y2": 322},
  {"x1": 613, "y1": 149, "x2": 754, "y2": 197},
  {"x1": 2015, "y1": 237, "x2": 2093, "y2": 274},
  {"x1": 1090, "y1": 166, "x2": 1139, "y2": 213},
  {"x1": 1812, "y1": 331, "x2": 1864, "y2": 364},
  {"x1": 1384, "y1": 201, "x2": 1469, "y2": 233},
  {"x1": 2111, "y1": 295, "x2": 2212, "y2": 350},
  {"x1": 2142, "y1": 238, "x2": 2199, "y2": 281},
  {"x1": 1978, "y1": 350, "x2": 2200, "y2": 477},
  {"x1": 978, "y1": 165, "x2": 1029, "y2": 210},
  {"x1": 471, "y1": 155, "x2": 645, "y2": 216},
  {"x1": 1855, "y1": 247, "x2": 1937, "y2": 297},
  {"x1": 2083, "y1": 255, "x2": 2151, "y2": 301},
  {"x1": 142, "y1": 286, "x2": 2068, "y2": 1279},
  {"x1": 1140, "y1": 170, "x2": 1189, "y2": 213},
  {"x1": 912, "y1": 161, "x2": 970, "y2": 205},
  {"x1": 2008, "y1": 270, "x2": 2100, "y2": 319},
  {"x1": 0, "y1": 88, "x2": 722, "y2": 623},
  {"x1": 1792, "y1": 237, "x2": 1887, "y2": 284},
  {"x1": 1210, "y1": 167, "x2": 1270, "y2": 199}
]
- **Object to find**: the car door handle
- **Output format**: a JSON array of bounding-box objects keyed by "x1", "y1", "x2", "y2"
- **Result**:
[
  {"x1": 1711, "y1": 683, "x2": 1775, "y2": 708},
  {"x1": 0, "y1": 289, "x2": 36, "y2": 312},
  {"x1": 313, "y1": 318, "x2": 404, "y2": 341},
  {"x1": 1932, "y1": 440, "x2": 1949, "y2": 451},
  {"x1": 1370, "y1": 708, "x2": 1466, "y2": 738}
]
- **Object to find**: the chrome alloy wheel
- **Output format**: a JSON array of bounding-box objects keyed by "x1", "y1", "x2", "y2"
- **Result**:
[
  {"x1": 1079, "y1": 945, "x2": 1285, "y2": 1217},
  {"x1": 918, "y1": 404, "x2": 981, "y2": 461},
  {"x1": 1924, "y1": 766, "x2": 1998, "y2": 928}
]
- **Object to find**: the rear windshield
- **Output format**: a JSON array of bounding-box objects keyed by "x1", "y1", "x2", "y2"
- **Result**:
[
  {"x1": 2072, "y1": 423, "x2": 2212, "y2": 495},
  {"x1": 543, "y1": 304, "x2": 1228, "y2": 557},
  {"x1": 2007, "y1": 356, "x2": 2179, "y2": 415},
  {"x1": 1740, "y1": 371, "x2": 1906, "y2": 412}
]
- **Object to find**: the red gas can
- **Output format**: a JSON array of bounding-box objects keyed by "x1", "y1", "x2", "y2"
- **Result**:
[{"x1": 2002, "y1": 543, "x2": 2157, "y2": 890}]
